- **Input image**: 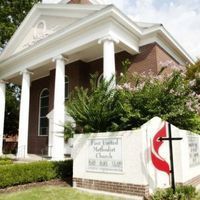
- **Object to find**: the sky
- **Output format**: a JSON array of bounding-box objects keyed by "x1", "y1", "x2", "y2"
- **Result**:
[{"x1": 109, "y1": 0, "x2": 200, "y2": 60}]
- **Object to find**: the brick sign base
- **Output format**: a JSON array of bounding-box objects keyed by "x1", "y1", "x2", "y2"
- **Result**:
[{"x1": 73, "y1": 178, "x2": 149, "y2": 198}]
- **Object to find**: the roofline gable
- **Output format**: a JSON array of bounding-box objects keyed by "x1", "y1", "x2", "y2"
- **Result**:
[
  {"x1": 0, "y1": 3, "x2": 106, "y2": 59},
  {"x1": 0, "y1": 3, "x2": 195, "y2": 67}
]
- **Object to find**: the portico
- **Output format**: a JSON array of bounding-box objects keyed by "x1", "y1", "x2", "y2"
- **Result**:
[{"x1": 0, "y1": 19, "x2": 136, "y2": 159}]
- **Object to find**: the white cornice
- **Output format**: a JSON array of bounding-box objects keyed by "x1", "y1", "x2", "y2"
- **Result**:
[
  {"x1": 0, "y1": 8, "x2": 140, "y2": 80},
  {"x1": 0, "y1": 2, "x2": 194, "y2": 80},
  {"x1": 0, "y1": 3, "x2": 106, "y2": 60},
  {"x1": 0, "y1": 5, "x2": 141, "y2": 66},
  {"x1": 141, "y1": 25, "x2": 195, "y2": 64}
]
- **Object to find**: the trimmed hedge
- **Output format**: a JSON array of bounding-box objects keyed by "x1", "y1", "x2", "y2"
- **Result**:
[
  {"x1": 0, "y1": 160, "x2": 73, "y2": 188},
  {"x1": 0, "y1": 160, "x2": 13, "y2": 165}
]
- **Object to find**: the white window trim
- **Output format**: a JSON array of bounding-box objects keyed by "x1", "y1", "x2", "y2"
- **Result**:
[
  {"x1": 38, "y1": 88, "x2": 49, "y2": 137},
  {"x1": 65, "y1": 75, "x2": 69, "y2": 100}
]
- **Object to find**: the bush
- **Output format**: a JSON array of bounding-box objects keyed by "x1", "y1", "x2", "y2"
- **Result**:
[
  {"x1": 0, "y1": 160, "x2": 13, "y2": 165},
  {"x1": 151, "y1": 185, "x2": 198, "y2": 200},
  {"x1": 186, "y1": 60, "x2": 200, "y2": 94},
  {"x1": 0, "y1": 160, "x2": 72, "y2": 188},
  {"x1": 67, "y1": 75, "x2": 124, "y2": 133},
  {"x1": 0, "y1": 156, "x2": 11, "y2": 161},
  {"x1": 0, "y1": 157, "x2": 13, "y2": 165},
  {"x1": 66, "y1": 70, "x2": 200, "y2": 134},
  {"x1": 118, "y1": 71, "x2": 200, "y2": 132}
]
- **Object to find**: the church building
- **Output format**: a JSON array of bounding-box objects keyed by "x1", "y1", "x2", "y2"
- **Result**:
[{"x1": 0, "y1": 0, "x2": 194, "y2": 160}]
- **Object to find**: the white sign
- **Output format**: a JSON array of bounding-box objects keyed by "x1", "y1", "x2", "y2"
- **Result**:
[
  {"x1": 87, "y1": 137, "x2": 123, "y2": 173},
  {"x1": 188, "y1": 136, "x2": 200, "y2": 167}
]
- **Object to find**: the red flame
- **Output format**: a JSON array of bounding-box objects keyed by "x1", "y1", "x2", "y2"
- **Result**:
[{"x1": 151, "y1": 122, "x2": 170, "y2": 175}]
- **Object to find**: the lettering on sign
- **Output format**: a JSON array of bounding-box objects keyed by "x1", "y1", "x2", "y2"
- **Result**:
[
  {"x1": 188, "y1": 136, "x2": 200, "y2": 167},
  {"x1": 87, "y1": 137, "x2": 123, "y2": 173}
]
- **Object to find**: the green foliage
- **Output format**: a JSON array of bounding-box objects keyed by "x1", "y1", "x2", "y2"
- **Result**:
[
  {"x1": 118, "y1": 71, "x2": 200, "y2": 133},
  {"x1": 151, "y1": 185, "x2": 198, "y2": 200},
  {"x1": 0, "y1": 160, "x2": 72, "y2": 188},
  {"x1": 66, "y1": 70, "x2": 200, "y2": 134},
  {"x1": 0, "y1": 160, "x2": 13, "y2": 166},
  {"x1": 0, "y1": 156, "x2": 13, "y2": 165},
  {"x1": 0, "y1": 156, "x2": 11, "y2": 161},
  {"x1": 0, "y1": 0, "x2": 39, "y2": 49},
  {"x1": 0, "y1": 0, "x2": 38, "y2": 135},
  {"x1": 64, "y1": 122, "x2": 75, "y2": 141},
  {"x1": 4, "y1": 84, "x2": 21, "y2": 135},
  {"x1": 66, "y1": 74, "x2": 124, "y2": 133},
  {"x1": 186, "y1": 61, "x2": 200, "y2": 94}
]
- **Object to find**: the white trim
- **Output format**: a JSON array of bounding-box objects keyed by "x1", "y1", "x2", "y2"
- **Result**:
[
  {"x1": 0, "y1": 15, "x2": 139, "y2": 80},
  {"x1": 38, "y1": 88, "x2": 49, "y2": 137},
  {"x1": 0, "y1": 3, "x2": 194, "y2": 81},
  {"x1": 141, "y1": 26, "x2": 195, "y2": 64},
  {"x1": 0, "y1": 4, "x2": 106, "y2": 60},
  {"x1": 65, "y1": 75, "x2": 69, "y2": 100}
]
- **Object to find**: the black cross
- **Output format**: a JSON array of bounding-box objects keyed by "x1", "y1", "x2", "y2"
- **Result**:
[{"x1": 159, "y1": 123, "x2": 182, "y2": 193}]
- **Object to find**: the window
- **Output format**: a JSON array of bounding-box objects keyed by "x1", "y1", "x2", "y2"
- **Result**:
[
  {"x1": 65, "y1": 75, "x2": 69, "y2": 100},
  {"x1": 39, "y1": 89, "x2": 49, "y2": 136}
]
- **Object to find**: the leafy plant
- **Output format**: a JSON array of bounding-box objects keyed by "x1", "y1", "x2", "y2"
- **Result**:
[
  {"x1": 66, "y1": 68, "x2": 200, "y2": 134},
  {"x1": 64, "y1": 122, "x2": 75, "y2": 141},
  {"x1": 151, "y1": 185, "x2": 198, "y2": 200},
  {"x1": 118, "y1": 71, "x2": 200, "y2": 133},
  {"x1": 186, "y1": 60, "x2": 200, "y2": 94},
  {"x1": 66, "y1": 74, "x2": 124, "y2": 133}
]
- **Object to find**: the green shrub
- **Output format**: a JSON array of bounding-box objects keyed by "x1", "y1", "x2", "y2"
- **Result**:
[
  {"x1": 118, "y1": 71, "x2": 200, "y2": 133},
  {"x1": 0, "y1": 156, "x2": 12, "y2": 161},
  {"x1": 151, "y1": 185, "x2": 198, "y2": 200},
  {"x1": 0, "y1": 160, "x2": 13, "y2": 165},
  {"x1": 0, "y1": 160, "x2": 72, "y2": 188},
  {"x1": 66, "y1": 70, "x2": 200, "y2": 134},
  {"x1": 67, "y1": 74, "x2": 124, "y2": 133}
]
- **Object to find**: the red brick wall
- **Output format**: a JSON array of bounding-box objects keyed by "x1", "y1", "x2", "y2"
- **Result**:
[
  {"x1": 68, "y1": 0, "x2": 91, "y2": 4},
  {"x1": 28, "y1": 77, "x2": 49, "y2": 155},
  {"x1": 156, "y1": 44, "x2": 180, "y2": 75}
]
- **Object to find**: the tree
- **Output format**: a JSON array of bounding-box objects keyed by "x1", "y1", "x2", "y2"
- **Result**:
[
  {"x1": 0, "y1": 0, "x2": 39, "y2": 135},
  {"x1": 0, "y1": 0, "x2": 39, "y2": 50},
  {"x1": 4, "y1": 84, "x2": 20, "y2": 135},
  {"x1": 66, "y1": 71, "x2": 200, "y2": 135},
  {"x1": 186, "y1": 60, "x2": 200, "y2": 94}
]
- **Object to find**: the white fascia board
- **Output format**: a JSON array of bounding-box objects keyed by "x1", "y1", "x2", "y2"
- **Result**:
[
  {"x1": 142, "y1": 26, "x2": 195, "y2": 64},
  {"x1": 159, "y1": 27, "x2": 195, "y2": 64},
  {"x1": 0, "y1": 5, "x2": 141, "y2": 65},
  {"x1": 0, "y1": 14, "x2": 139, "y2": 80},
  {"x1": 0, "y1": 3, "x2": 106, "y2": 60},
  {"x1": 109, "y1": 21, "x2": 139, "y2": 54},
  {"x1": 140, "y1": 34, "x2": 186, "y2": 66}
]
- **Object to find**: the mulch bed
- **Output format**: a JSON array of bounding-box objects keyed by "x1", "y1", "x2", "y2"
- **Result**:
[{"x1": 0, "y1": 177, "x2": 72, "y2": 194}]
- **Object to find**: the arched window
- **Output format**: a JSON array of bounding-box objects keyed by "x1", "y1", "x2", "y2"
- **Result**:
[
  {"x1": 39, "y1": 89, "x2": 49, "y2": 136},
  {"x1": 65, "y1": 75, "x2": 69, "y2": 100}
]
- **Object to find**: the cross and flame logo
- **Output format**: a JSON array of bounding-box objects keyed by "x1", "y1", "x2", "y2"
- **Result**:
[{"x1": 151, "y1": 122, "x2": 170, "y2": 175}]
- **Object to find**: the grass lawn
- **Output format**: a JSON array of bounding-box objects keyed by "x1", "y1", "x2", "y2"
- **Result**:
[{"x1": 0, "y1": 186, "x2": 121, "y2": 200}]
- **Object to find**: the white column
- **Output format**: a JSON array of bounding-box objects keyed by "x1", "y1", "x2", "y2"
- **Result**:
[
  {"x1": 0, "y1": 81, "x2": 6, "y2": 156},
  {"x1": 98, "y1": 36, "x2": 119, "y2": 85},
  {"x1": 17, "y1": 70, "x2": 31, "y2": 158},
  {"x1": 51, "y1": 55, "x2": 66, "y2": 160}
]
